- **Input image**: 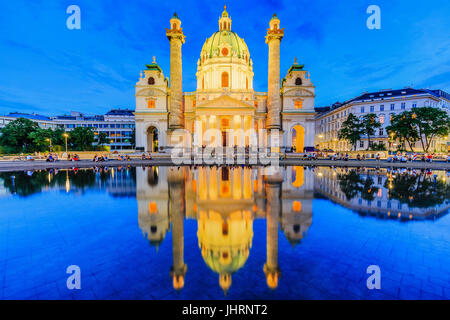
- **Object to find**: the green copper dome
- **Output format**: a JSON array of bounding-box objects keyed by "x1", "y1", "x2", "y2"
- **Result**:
[
  {"x1": 201, "y1": 30, "x2": 249, "y2": 59},
  {"x1": 201, "y1": 249, "x2": 249, "y2": 274}
]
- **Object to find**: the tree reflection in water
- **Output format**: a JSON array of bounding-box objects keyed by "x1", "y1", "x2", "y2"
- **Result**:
[
  {"x1": 384, "y1": 173, "x2": 450, "y2": 208},
  {"x1": 337, "y1": 170, "x2": 379, "y2": 201}
]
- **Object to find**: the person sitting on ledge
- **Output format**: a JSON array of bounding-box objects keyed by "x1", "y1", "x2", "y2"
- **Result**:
[
  {"x1": 356, "y1": 154, "x2": 361, "y2": 161},
  {"x1": 147, "y1": 152, "x2": 152, "y2": 160},
  {"x1": 72, "y1": 154, "x2": 79, "y2": 161}
]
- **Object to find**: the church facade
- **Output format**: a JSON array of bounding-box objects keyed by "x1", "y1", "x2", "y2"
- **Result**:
[{"x1": 134, "y1": 6, "x2": 315, "y2": 154}]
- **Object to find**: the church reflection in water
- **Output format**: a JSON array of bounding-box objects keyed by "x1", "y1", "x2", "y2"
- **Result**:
[{"x1": 136, "y1": 166, "x2": 313, "y2": 293}]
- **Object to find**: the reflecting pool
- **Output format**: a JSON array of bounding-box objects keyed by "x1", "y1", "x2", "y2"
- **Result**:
[{"x1": 0, "y1": 166, "x2": 449, "y2": 300}]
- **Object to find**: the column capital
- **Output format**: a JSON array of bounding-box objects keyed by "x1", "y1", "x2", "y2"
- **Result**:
[
  {"x1": 166, "y1": 29, "x2": 186, "y2": 43},
  {"x1": 265, "y1": 29, "x2": 284, "y2": 44}
]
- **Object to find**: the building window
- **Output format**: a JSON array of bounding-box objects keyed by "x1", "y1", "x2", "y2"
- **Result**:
[
  {"x1": 390, "y1": 103, "x2": 395, "y2": 110},
  {"x1": 148, "y1": 77, "x2": 155, "y2": 85},
  {"x1": 380, "y1": 105, "x2": 384, "y2": 111},
  {"x1": 370, "y1": 106, "x2": 374, "y2": 112},
  {"x1": 147, "y1": 99, "x2": 155, "y2": 108},
  {"x1": 361, "y1": 107, "x2": 365, "y2": 113},
  {"x1": 401, "y1": 102, "x2": 406, "y2": 110},
  {"x1": 246, "y1": 77, "x2": 248, "y2": 90},
  {"x1": 294, "y1": 100, "x2": 303, "y2": 109},
  {"x1": 360, "y1": 140, "x2": 364, "y2": 148},
  {"x1": 221, "y1": 47, "x2": 229, "y2": 56},
  {"x1": 221, "y1": 72, "x2": 229, "y2": 88},
  {"x1": 379, "y1": 128, "x2": 384, "y2": 135},
  {"x1": 292, "y1": 201, "x2": 302, "y2": 212},
  {"x1": 295, "y1": 77, "x2": 302, "y2": 85},
  {"x1": 412, "y1": 103, "x2": 417, "y2": 108}
]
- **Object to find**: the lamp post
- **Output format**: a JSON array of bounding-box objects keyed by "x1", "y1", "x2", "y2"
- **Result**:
[
  {"x1": 63, "y1": 133, "x2": 69, "y2": 153},
  {"x1": 46, "y1": 138, "x2": 52, "y2": 152}
]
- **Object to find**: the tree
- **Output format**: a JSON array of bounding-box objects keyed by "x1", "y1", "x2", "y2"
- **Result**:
[
  {"x1": 386, "y1": 111, "x2": 420, "y2": 152},
  {"x1": 411, "y1": 107, "x2": 450, "y2": 153},
  {"x1": 97, "y1": 132, "x2": 108, "y2": 146},
  {"x1": 69, "y1": 127, "x2": 95, "y2": 151},
  {"x1": 0, "y1": 118, "x2": 39, "y2": 153},
  {"x1": 338, "y1": 113, "x2": 362, "y2": 151},
  {"x1": 28, "y1": 128, "x2": 54, "y2": 152},
  {"x1": 361, "y1": 113, "x2": 381, "y2": 150}
]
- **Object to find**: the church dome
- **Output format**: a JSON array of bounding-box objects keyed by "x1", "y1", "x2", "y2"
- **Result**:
[
  {"x1": 201, "y1": 30, "x2": 249, "y2": 59},
  {"x1": 196, "y1": 5, "x2": 254, "y2": 93}
]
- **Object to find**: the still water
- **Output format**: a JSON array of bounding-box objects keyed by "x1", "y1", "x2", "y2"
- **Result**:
[{"x1": 0, "y1": 166, "x2": 449, "y2": 300}]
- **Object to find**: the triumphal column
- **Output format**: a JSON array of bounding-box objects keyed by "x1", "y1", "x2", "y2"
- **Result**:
[
  {"x1": 265, "y1": 14, "x2": 284, "y2": 151},
  {"x1": 166, "y1": 13, "x2": 186, "y2": 149}
]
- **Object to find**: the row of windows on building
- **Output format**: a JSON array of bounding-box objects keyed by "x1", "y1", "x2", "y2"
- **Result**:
[
  {"x1": 64, "y1": 123, "x2": 135, "y2": 129},
  {"x1": 359, "y1": 102, "x2": 411, "y2": 113},
  {"x1": 320, "y1": 110, "x2": 349, "y2": 124}
]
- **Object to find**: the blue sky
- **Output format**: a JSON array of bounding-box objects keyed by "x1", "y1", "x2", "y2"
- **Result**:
[{"x1": 0, "y1": 0, "x2": 449, "y2": 115}]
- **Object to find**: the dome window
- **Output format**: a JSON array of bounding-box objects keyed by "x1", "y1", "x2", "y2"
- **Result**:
[
  {"x1": 148, "y1": 77, "x2": 155, "y2": 85},
  {"x1": 221, "y1": 72, "x2": 229, "y2": 88},
  {"x1": 295, "y1": 77, "x2": 302, "y2": 86},
  {"x1": 221, "y1": 47, "x2": 229, "y2": 56}
]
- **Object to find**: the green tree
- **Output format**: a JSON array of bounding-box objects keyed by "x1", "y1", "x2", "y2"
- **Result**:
[
  {"x1": 386, "y1": 111, "x2": 420, "y2": 152},
  {"x1": 412, "y1": 107, "x2": 450, "y2": 152},
  {"x1": 28, "y1": 128, "x2": 54, "y2": 152},
  {"x1": 69, "y1": 127, "x2": 95, "y2": 151},
  {"x1": 361, "y1": 113, "x2": 382, "y2": 150},
  {"x1": 338, "y1": 113, "x2": 362, "y2": 151},
  {"x1": 97, "y1": 132, "x2": 108, "y2": 145},
  {"x1": 0, "y1": 118, "x2": 39, "y2": 153}
]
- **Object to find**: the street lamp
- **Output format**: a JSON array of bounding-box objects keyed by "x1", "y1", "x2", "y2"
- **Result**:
[
  {"x1": 46, "y1": 138, "x2": 52, "y2": 152},
  {"x1": 63, "y1": 133, "x2": 69, "y2": 153}
]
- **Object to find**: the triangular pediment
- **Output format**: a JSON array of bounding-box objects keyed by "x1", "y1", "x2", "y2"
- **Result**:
[{"x1": 196, "y1": 95, "x2": 254, "y2": 109}]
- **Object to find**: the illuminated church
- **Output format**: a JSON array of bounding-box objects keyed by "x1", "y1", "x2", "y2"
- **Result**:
[{"x1": 134, "y1": 6, "x2": 316, "y2": 153}]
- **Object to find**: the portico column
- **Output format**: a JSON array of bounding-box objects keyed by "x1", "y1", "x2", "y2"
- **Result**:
[{"x1": 241, "y1": 115, "x2": 245, "y2": 147}]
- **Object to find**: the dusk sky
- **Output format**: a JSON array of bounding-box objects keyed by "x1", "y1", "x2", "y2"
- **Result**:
[{"x1": 0, "y1": 0, "x2": 449, "y2": 115}]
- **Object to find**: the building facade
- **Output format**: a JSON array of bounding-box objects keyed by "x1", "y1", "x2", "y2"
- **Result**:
[
  {"x1": 54, "y1": 109, "x2": 135, "y2": 150},
  {"x1": 135, "y1": 6, "x2": 316, "y2": 153},
  {"x1": 0, "y1": 109, "x2": 135, "y2": 151},
  {"x1": 315, "y1": 88, "x2": 450, "y2": 152}
]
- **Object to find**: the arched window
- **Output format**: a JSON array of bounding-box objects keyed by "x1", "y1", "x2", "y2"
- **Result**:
[
  {"x1": 246, "y1": 77, "x2": 248, "y2": 89},
  {"x1": 221, "y1": 72, "x2": 229, "y2": 88},
  {"x1": 202, "y1": 77, "x2": 205, "y2": 89},
  {"x1": 295, "y1": 77, "x2": 302, "y2": 85},
  {"x1": 172, "y1": 23, "x2": 176, "y2": 30},
  {"x1": 148, "y1": 77, "x2": 155, "y2": 85}
]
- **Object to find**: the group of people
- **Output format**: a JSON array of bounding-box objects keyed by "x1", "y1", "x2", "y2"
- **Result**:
[
  {"x1": 45, "y1": 153, "x2": 59, "y2": 162},
  {"x1": 92, "y1": 154, "x2": 109, "y2": 162},
  {"x1": 141, "y1": 152, "x2": 153, "y2": 160}
]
